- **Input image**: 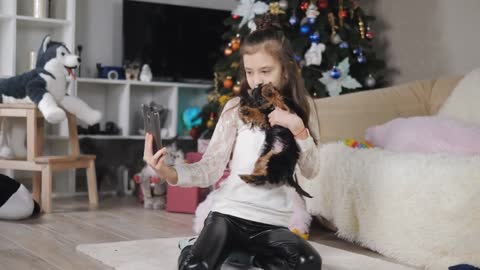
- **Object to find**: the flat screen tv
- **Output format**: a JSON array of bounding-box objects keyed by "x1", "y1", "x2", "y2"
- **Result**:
[{"x1": 123, "y1": 0, "x2": 230, "y2": 83}]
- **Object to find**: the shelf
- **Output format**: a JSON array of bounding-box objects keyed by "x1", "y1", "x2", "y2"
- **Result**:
[
  {"x1": 77, "y1": 77, "x2": 212, "y2": 89},
  {"x1": 0, "y1": 14, "x2": 13, "y2": 21},
  {"x1": 16, "y1": 15, "x2": 70, "y2": 28}
]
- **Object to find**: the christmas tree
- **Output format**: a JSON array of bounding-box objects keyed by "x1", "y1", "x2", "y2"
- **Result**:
[{"x1": 195, "y1": 0, "x2": 387, "y2": 139}]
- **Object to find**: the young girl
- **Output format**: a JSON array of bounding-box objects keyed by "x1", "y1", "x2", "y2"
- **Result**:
[{"x1": 144, "y1": 16, "x2": 322, "y2": 270}]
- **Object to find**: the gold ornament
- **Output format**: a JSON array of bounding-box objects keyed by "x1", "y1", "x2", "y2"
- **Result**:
[
  {"x1": 269, "y1": 2, "x2": 286, "y2": 15},
  {"x1": 224, "y1": 47, "x2": 232, "y2": 56},
  {"x1": 358, "y1": 16, "x2": 365, "y2": 39},
  {"x1": 328, "y1": 12, "x2": 338, "y2": 36},
  {"x1": 218, "y1": 95, "x2": 231, "y2": 106},
  {"x1": 207, "y1": 119, "x2": 215, "y2": 129},
  {"x1": 231, "y1": 62, "x2": 240, "y2": 68}
]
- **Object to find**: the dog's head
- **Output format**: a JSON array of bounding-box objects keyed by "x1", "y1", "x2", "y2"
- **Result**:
[{"x1": 36, "y1": 35, "x2": 80, "y2": 81}]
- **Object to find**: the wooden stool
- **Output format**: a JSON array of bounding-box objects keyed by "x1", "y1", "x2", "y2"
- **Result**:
[{"x1": 0, "y1": 104, "x2": 99, "y2": 213}]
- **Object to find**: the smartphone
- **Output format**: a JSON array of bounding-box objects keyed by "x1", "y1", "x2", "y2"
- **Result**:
[{"x1": 142, "y1": 104, "x2": 163, "y2": 153}]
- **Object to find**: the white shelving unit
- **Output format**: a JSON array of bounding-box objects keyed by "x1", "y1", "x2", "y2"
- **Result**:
[{"x1": 69, "y1": 78, "x2": 211, "y2": 140}]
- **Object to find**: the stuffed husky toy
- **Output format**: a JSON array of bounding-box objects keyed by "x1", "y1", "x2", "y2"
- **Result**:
[
  {"x1": 0, "y1": 35, "x2": 101, "y2": 125},
  {"x1": 0, "y1": 174, "x2": 40, "y2": 220}
]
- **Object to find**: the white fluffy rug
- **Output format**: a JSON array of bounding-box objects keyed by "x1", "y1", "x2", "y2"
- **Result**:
[
  {"x1": 303, "y1": 142, "x2": 480, "y2": 269},
  {"x1": 76, "y1": 237, "x2": 415, "y2": 270}
]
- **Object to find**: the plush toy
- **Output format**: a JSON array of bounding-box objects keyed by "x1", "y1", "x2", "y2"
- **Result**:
[
  {"x1": 134, "y1": 143, "x2": 185, "y2": 210},
  {"x1": 0, "y1": 174, "x2": 40, "y2": 220},
  {"x1": 194, "y1": 187, "x2": 312, "y2": 239},
  {"x1": 0, "y1": 35, "x2": 102, "y2": 125},
  {"x1": 134, "y1": 165, "x2": 166, "y2": 210}
]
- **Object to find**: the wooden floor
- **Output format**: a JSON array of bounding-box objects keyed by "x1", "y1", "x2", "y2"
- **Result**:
[{"x1": 0, "y1": 195, "x2": 415, "y2": 270}]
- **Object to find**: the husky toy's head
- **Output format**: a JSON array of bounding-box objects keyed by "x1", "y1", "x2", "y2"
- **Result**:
[{"x1": 36, "y1": 35, "x2": 80, "y2": 81}]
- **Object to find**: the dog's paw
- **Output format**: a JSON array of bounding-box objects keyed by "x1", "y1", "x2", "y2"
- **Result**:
[
  {"x1": 43, "y1": 107, "x2": 67, "y2": 124},
  {"x1": 239, "y1": 174, "x2": 267, "y2": 185}
]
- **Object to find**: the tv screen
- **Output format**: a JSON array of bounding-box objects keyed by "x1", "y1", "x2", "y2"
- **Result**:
[{"x1": 123, "y1": 0, "x2": 230, "y2": 83}]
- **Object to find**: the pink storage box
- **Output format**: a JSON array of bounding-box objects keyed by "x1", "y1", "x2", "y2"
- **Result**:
[{"x1": 166, "y1": 152, "x2": 230, "y2": 213}]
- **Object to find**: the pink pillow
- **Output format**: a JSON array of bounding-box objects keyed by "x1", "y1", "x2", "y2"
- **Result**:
[{"x1": 365, "y1": 116, "x2": 480, "y2": 155}]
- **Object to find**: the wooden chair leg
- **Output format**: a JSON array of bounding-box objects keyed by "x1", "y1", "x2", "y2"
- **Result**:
[
  {"x1": 41, "y1": 165, "x2": 53, "y2": 213},
  {"x1": 86, "y1": 159, "x2": 98, "y2": 208},
  {"x1": 32, "y1": 172, "x2": 41, "y2": 204}
]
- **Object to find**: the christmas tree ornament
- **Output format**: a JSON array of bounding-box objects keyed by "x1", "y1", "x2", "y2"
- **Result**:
[
  {"x1": 279, "y1": 0, "x2": 288, "y2": 10},
  {"x1": 269, "y1": 2, "x2": 286, "y2": 15},
  {"x1": 339, "y1": 41, "x2": 349, "y2": 49},
  {"x1": 223, "y1": 76, "x2": 233, "y2": 89},
  {"x1": 318, "y1": 0, "x2": 328, "y2": 9},
  {"x1": 328, "y1": 13, "x2": 339, "y2": 36},
  {"x1": 319, "y1": 58, "x2": 361, "y2": 96},
  {"x1": 190, "y1": 126, "x2": 199, "y2": 139},
  {"x1": 248, "y1": 20, "x2": 257, "y2": 32},
  {"x1": 289, "y1": 13, "x2": 298, "y2": 25},
  {"x1": 306, "y1": 3, "x2": 320, "y2": 24},
  {"x1": 231, "y1": 37, "x2": 241, "y2": 51},
  {"x1": 365, "y1": 74, "x2": 376, "y2": 88},
  {"x1": 309, "y1": 31, "x2": 321, "y2": 43},
  {"x1": 233, "y1": 83, "x2": 241, "y2": 95},
  {"x1": 358, "y1": 16, "x2": 366, "y2": 39},
  {"x1": 338, "y1": 0, "x2": 345, "y2": 27},
  {"x1": 329, "y1": 67, "x2": 342, "y2": 79},
  {"x1": 232, "y1": 14, "x2": 240, "y2": 20},
  {"x1": 224, "y1": 47, "x2": 233, "y2": 56},
  {"x1": 357, "y1": 54, "x2": 366, "y2": 63},
  {"x1": 231, "y1": 61, "x2": 240, "y2": 68},
  {"x1": 206, "y1": 112, "x2": 215, "y2": 129},
  {"x1": 353, "y1": 48, "x2": 361, "y2": 55},
  {"x1": 366, "y1": 27, "x2": 375, "y2": 40},
  {"x1": 331, "y1": 34, "x2": 342, "y2": 45},
  {"x1": 305, "y1": 42, "x2": 326, "y2": 66},
  {"x1": 300, "y1": 1, "x2": 309, "y2": 11},
  {"x1": 300, "y1": 23, "x2": 311, "y2": 34},
  {"x1": 232, "y1": 0, "x2": 269, "y2": 28}
]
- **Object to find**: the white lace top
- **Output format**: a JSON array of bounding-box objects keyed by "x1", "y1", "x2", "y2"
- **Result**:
[{"x1": 173, "y1": 97, "x2": 320, "y2": 227}]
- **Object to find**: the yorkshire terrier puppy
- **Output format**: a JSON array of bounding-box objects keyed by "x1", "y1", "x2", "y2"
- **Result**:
[{"x1": 239, "y1": 83, "x2": 312, "y2": 198}]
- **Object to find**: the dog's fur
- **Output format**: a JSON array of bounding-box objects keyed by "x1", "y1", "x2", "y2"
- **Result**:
[{"x1": 238, "y1": 83, "x2": 312, "y2": 198}]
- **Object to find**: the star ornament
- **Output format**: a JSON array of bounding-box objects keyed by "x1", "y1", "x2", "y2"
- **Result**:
[
  {"x1": 232, "y1": 0, "x2": 269, "y2": 28},
  {"x1": 319, "y1": 58, "x2": 361, "y2": 96}
]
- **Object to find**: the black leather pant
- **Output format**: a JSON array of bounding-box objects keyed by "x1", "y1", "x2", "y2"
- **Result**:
[{"x1": 178, "y1": 211, "x2": 322, "y2": 270}]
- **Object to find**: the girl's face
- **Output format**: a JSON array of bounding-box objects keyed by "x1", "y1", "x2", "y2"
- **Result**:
[{"x1": 243, "y1": 49, "x2": 283, "y2": 90}]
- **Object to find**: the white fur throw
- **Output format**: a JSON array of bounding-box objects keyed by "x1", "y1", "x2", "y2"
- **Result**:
[
  {"x1": 303, "y1": 142, "x2": 480, "y2": 269},
  {"x1": 438, "y1": 67, "x2": 480, "y2": 126}
]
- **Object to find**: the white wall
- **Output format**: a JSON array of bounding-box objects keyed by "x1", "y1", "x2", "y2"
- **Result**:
[
  {"x1": 76, "y1": 0, "x2": 237, "y2": 78},
  {"x1": 368, "y1": 0, "x2": 480, "y2": 84}
]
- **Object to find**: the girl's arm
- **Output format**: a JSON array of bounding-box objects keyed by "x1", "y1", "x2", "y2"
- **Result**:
[
  {"x1": 295, "y1": 98, "x2": 321, "y2": 179},
  {"x1": 172, "y1": 97, "x2": 240, "y2": 187}
]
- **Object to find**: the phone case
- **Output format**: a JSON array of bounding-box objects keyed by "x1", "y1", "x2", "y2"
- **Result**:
[{"x1": 142, "y1": 104, "x2": 163, "y2": 153}]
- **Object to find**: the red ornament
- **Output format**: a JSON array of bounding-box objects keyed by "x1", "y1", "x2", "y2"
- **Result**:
[
  {"x1": 318, "y1": 0, "x2": 328, "y2": 9},
  {"x1": 232, "y1": 14, "x2": 239, "y2": 20},
  {"x1": 300, "y1": 2, "x2": 309, "y2": 11},
  {"x1": 223, "y1": 77, "x2": 233, "y2": 89},
  {"x1": 339, "y1": 10, "x2": 348, "y2": 19},
  {"x1": 190, "y1": 127, "x2": 199, "y2": 139},
  {"x1": 366, "y1": 31, "x2": 375, "y2": 40}
]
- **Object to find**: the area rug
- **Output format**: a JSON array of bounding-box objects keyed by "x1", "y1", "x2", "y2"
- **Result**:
[{"x1": 76, "y1": 237, "x2": 415, "y2": 270}]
